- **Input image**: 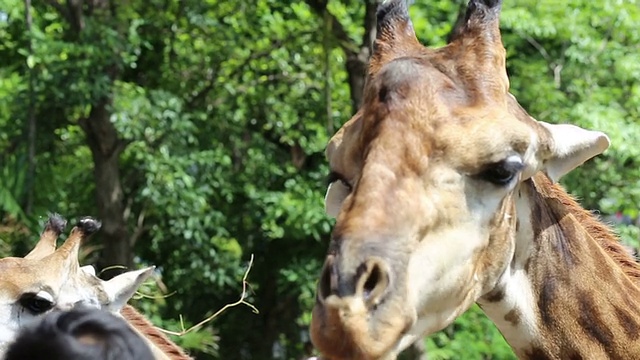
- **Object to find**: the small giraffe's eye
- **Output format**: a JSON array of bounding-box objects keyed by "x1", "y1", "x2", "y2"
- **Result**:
[
  {"x1": 477, "y1": 156, "x2": 524, "y2": 186},
  {"x1": 19, "y1": 291, "x2": 55, "y2": 314}
]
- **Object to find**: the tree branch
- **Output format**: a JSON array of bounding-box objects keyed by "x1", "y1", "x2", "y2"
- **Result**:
[
  {"x1": 129, "y1": 208, "x2": 146, "y2": 247},
  {"x1": 447, "y1": 0, "x2": 468, "y2": 43},
  {"x1": 362, "y1": 0, "x2": 380, "y2": 53},
  {"x1": 156, "y1": 254, "x2": 258, "y2": 336},
  {"x1": 44, "y1": 0, "x2": 72, "y2": 24},
  {"x1": 186, "y1": 32, "x2": 313, "y2": 108},
  {"x1": 304, "y1": 0, "x2": 380, "y2": 110},
  {"x1": 66, "y1": 0, "x2": 85, "y2": 32},
  {"x1": 304, "y1": 0, "x2": 359, "y2": 55}
]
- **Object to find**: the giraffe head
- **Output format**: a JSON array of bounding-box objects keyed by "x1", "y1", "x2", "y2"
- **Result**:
[
  {"x1": 0, "y1": 214, "x2": 154, "y2": 356},
  {"x1": 310, "y1": 0, "x2": 610, "y2": 358}
]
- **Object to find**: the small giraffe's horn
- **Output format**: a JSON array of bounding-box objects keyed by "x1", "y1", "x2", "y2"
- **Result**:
[
  {"x1": 25, "y1": 213, "x2": 67, "y2": 260},
  {"x1": 76, "y1": 217, "x2": 102, "y2": 235},
  {"x1": 52, "y1": 217, "x2": 102, "y2": 263}
]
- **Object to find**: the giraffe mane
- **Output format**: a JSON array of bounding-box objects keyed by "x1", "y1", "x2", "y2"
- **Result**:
[
  {"x1": 120, "y1": 304, "x2": 192, "y2": 360},
  {"x1": 535, "y1": 174, "x2": 640, "y2": 284}
]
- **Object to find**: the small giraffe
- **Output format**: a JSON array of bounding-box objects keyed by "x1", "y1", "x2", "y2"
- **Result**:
[
  {"x1": 0, "y1": 214, "x2": 190, "y2": 359},
  {"x1": 310, "y1": 0, "x2": 639, "y2": 359}
]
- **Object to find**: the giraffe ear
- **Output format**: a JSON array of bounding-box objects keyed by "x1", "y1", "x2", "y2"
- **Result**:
[
  {"x1": 325, "y1": 181, "x2": 350, "y2": 218},
  {"x1": 539, "y1": 122, "x2": 610, "y2": 182},
  {"x1": 80, "y1": 265, "x2": 96, "y2": 276},
  {"x1": 103, "y1": 266, "x2": 155, "y2": 312}
]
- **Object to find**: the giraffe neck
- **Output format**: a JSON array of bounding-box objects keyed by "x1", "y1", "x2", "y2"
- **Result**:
[
  {"x1": 478, "y1": 174, "x2": 640, "y2": 359},
  {"x1": 120, "y1": 305, "x2": 192, "y2": 360}
]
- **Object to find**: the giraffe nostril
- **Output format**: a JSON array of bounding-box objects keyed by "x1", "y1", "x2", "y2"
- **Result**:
[
  {"x1": 317, "y1": 255, "x2": 336, "y2": 302},
  {"x1": 315, "y1": 255, "x2": 390, "y2": 308},
  {"x1": 363, "y1": 263, "x2": 381, "y2": 300},
  {"x1": 357, "y1": 258, "x2": 391, "y2": 308}
]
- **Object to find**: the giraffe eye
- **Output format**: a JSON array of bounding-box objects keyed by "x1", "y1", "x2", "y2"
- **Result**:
[
  {"x1": 477, "y1": 156, "x2": 524, "y2": 186},
  {"x1": 19, "y1": 292, "x2": 55, "y2": 314}
]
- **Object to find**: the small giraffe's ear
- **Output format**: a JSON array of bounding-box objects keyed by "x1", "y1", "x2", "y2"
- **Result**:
[
  {"x1": 539, "y1": 122, "x2": 610, "y2": 182},
  {"x1": 80, "y1": 265, "x2": 96, "y2": 276},
  {"x1": 103, "y1": 266, "x2": 155, "y2": 312}
]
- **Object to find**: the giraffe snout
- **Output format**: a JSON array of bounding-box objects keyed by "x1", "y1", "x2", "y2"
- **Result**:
[
  {"x1": 310, "y1": 253, "x2": 412, "y2": 359},
  {"x1": 316, "y1": 255, "x2": 391, "y2": 309}
]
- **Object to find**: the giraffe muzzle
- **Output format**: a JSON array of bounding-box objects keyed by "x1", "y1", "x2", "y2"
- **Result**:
[
  {"x1": 317, "y1": 255, "x2": 391, "y2": 310},
  {"x1": 311, "y1": 254, "x2": 412, "y2": 359}
]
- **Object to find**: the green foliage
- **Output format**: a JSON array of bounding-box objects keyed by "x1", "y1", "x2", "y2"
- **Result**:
[
  {"x1": 427, "y1": 305, "x2": 515, "y2": 360},
  {"x1": 1, "y1": 0, "x2": 640, "y2": 359},
  {"x1": 132, "y1": 277, "x2": 221, "y2": 357}
]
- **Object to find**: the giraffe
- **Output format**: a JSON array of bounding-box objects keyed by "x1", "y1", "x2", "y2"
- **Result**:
[
  {"x1": 0, "y1": 214, "x2": 191, "y2": 359},
  {"x1": 309, "y1": 0, "x2": 640, "y2": 359}
]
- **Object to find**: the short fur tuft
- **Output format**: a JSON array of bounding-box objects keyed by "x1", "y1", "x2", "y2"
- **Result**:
[
  {"x1": 376, "y1": 0, "x2": 412, "y2": 33},
  {"x1": 76, "y1": 217, "x2": 102, "y2": 236},
  {"x1": 464, "y1": 0, "x2": 503, "y2": 23},
  {"x1": 43, "y1": 213, "x2": 67, "y2": 235}
]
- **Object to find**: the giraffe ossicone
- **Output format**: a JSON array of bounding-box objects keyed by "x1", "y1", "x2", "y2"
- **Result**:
[{"x1": 309, "y1": 0, "x2": 638, "y2": 359}]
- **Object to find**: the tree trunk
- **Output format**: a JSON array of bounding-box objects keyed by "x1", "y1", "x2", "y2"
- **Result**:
[
  {"x1": 24, "y1": 0, "x2": 36, "y2": 215},
  {"x1": 343, "y1": 0, "x2": 378, "y2": 112},
  {"x1": 447, "y1": 1, "x2": 469, "y2": 43},
  {"x1": 345, "y1": 0, "x2": 379, "y2": 111},
  {"x1": 79, "y1": 98, "x2": 132, "y2": 275},
  {"x1": 345, "y1": 52, "x2": 368, "y2": 111},
  {"x1": 305, "y1": 0, "x2": 379, "y2": 113},
  {"x1": 45, "y1": 0, "x2": 131, "y2": 277}
]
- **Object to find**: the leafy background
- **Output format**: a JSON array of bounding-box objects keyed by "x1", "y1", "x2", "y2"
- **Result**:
[{"x1": 1, "y1": 0, "x2": 639, "y2": 359}]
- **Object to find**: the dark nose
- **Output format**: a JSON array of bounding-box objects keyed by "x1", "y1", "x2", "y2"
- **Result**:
[{"x1": 317, "y1": 255, "x2": 391, "y2": 308}]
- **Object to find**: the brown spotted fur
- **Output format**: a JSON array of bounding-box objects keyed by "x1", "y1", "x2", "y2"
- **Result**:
[
  {"x1": 534, "y1": 175, "x2": 640, "y2": 283},
  {"x1": 515, "y1": 174, "x2": 640, "y2": 359}
]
